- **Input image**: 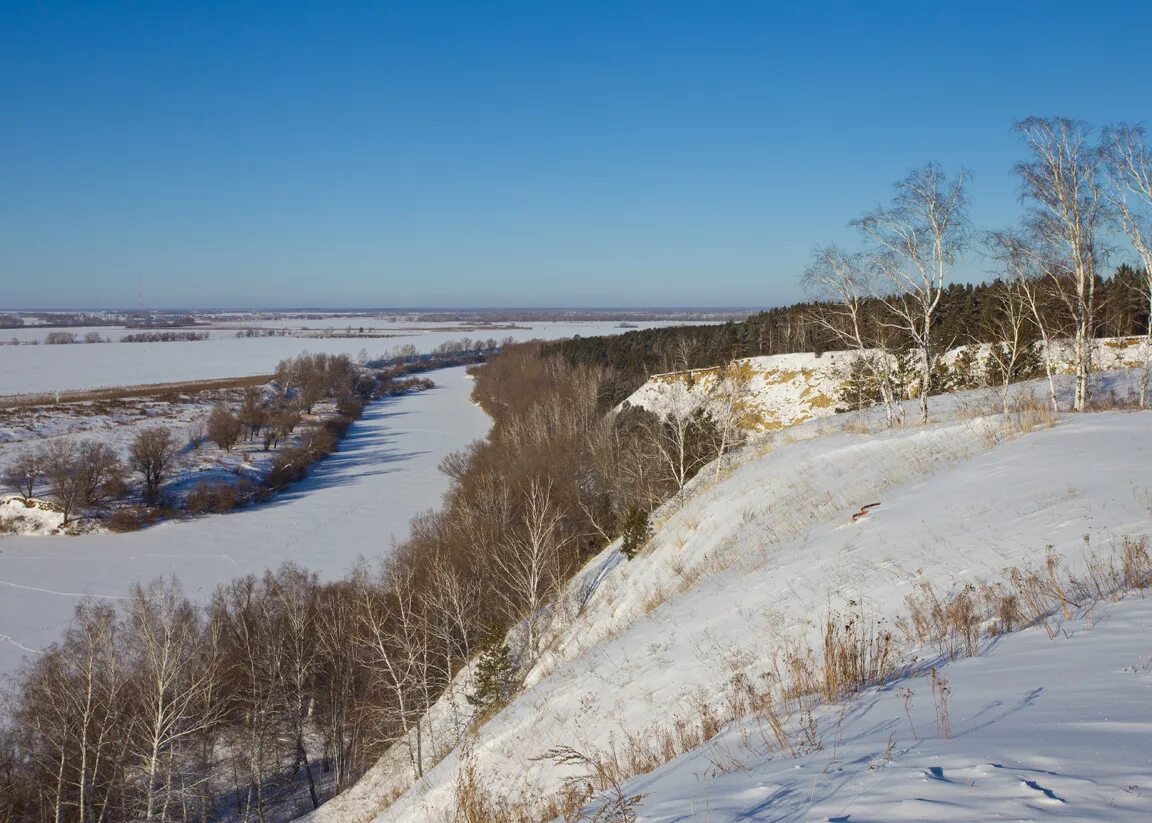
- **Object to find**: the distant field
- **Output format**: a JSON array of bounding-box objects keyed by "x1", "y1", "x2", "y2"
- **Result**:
[{"x1": 0, "y1": 319, "x2": 695, "y2": 395}]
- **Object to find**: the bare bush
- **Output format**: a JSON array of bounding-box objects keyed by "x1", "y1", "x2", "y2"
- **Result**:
[
  {"x1": 821, "y1": 610, "x2": 897, "y2": 700},
  {"x1": 129, "y1": 427, "x2": 177, "y2": 505},
  {"x1": 74, "y1": 439, "x2": 124, "y2": 505},
  {"x1": 2, "y1": 451, "x2": 42, "y2": 502},
  {"x1": 206, "y1": 404, "x2": 243, "y2": 451},
  {"x1": 39, "y1": 440, "x2": 85, "y2": 525}
]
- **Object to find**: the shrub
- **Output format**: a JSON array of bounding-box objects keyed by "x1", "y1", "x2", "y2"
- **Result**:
[
  {"x1": 107, "y1": 506, "x2": 166, "y2": 532},
  {"x1": 619, "y1": 505, "x2": 651, "y2": 560},
  {"x1": 266, "y1": 447, "x2": 309, "y2": 489},
  {"x1": 466, "y1": 641, "x2": 515, "y2": 710},
  {"x1": 185, "y1": 479, "x2": 254, "y2": 514},
  {"x1": 336, "y1": 395, "x2": 364, "y2": 420},
  {"x1": 44, "y1": 332, "x2": 78, "y2": 345},
  {"x1": 207, "y1": 405, "x2": 243, "y2": 451},
  {"x1": 323, "y1": 415, "x2": 353, "y2": 439},
  {"x1": 130, "y1": 427, "x2": 178, "y2": 505},
  {"x1": 307, "y1": 427, "x2": 339, "y2": 457}
]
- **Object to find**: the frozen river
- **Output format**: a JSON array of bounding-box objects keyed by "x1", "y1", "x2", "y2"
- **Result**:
[{"x1": 0, "y1": 366, "x2": 490, "y2": 678}]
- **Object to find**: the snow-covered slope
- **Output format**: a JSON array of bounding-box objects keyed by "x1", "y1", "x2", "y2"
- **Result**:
[
  {"x1": 609, "y1": 592, "x2": 1152, "y2": 820},
  {"x1": 303, "y1": 376, "x2": 1152, "y2": 822}
]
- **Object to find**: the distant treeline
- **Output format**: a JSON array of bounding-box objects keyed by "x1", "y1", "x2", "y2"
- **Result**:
[
  {"x1": 8, "y1": 331, "x2": 211, "y2": 345},
  {"x1": 544, "y1": 265, "x2": 1150, "y2": 407},
  {"x1": 235, "y1": 328, "x2": 291, "y2": 337},
  {"x1": 119, "y1": 331, "x2": 210, "y2": 343},
  {"x1": 0, "y1": 313, "x2": 125, "y2": 329}
]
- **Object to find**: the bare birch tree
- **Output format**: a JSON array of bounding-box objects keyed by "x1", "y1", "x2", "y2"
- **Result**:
[
  {"x1": 641, "y1": 379, "x2": 709, "y2": 493},
  {"x1": 125, "y1": 579, "x2": 222, "y2": 822},
  {"x1": 705, "y1": 360, "x2": 753, "y2": 479},
  {"x1": 853, "y1": 163, "x2": 970, "y2": 424},
  {"x1": 492, "y1": 479, "x2": 568, "y2": 659},
  {"x1": 313, "y1": 581, "x2": 363, "y2": 792},
  {"x1": 980, "y1": 279, "x2": 1038, "y2": 413},
  {"x1": 264, "y1": 565, "x2": 322, "y2": 810},
  {"x1": 986, "y1": 230, "x2": 1064, "y2": 415},
  {"x1": 10, "y1": 602, "x2": 129, "y2": 823},
  {"x1": 1102, "y1": 123, "x2": 1152, "y2": 406},
  {"x1": 353, "y1": 565, "x2": 435, "y2": 780},
  {"x1": 802, "y1": 245, "x2": 903, "y2": 424},
  {"x1": 1014, "y1": 116, "x2": 1108, "y2": 412}
]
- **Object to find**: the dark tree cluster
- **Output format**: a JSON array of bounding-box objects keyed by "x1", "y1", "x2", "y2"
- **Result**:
[{"x1": 120, "y1": 332, "x2": 210, "y2": 343}]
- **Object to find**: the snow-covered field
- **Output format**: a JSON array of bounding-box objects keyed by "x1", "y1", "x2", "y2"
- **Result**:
[
  {"x1": 308, "y1": 379, "x2": 1152, "y2": 822},
  {"x1": 0, "y1": 320, "x2": 687, "y2": 396},
  {"x1": 0, "y1": 367, "x2": 489, "y2": 678}
]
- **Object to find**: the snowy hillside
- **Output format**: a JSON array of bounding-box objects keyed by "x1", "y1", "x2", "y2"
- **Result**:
[
  {"x1": 600, "y1": 592, "x2": 1152, "y2": 821},
  {"x1": 300, "y1": 374, "x2": 1152, "y2": 822}
]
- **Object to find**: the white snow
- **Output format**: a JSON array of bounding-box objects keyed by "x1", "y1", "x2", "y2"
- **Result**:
[
  {"x1": 313, "y1": 386, "x2": 1152, "y2": 821},
  {"x1": 606, "y1": 593, "x2": 1152, "y2": 821},
  {"x1": 0, "y1": 496, "x2": 73, "y2": 536}
]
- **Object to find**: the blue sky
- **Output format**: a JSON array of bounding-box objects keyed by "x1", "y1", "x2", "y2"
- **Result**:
[{"x1": 2, "y1": 1, "x2": 1149, "y2": 310}]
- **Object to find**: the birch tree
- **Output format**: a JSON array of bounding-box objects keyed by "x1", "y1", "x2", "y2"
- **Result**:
[
  {"x1": 853, "y1": 163, "x2": 970, "y2": 424},
  {"x1": 980, "y1": 279, "x2": 1038, "y2": 413},
  {"x1": 13, "y1": 602, "x2": 129, "y2": 823},
  {"x1": 354, "y1": 566, "x2": 435, "y2": 780},
  {"x1": 264, "y1": 565, "x2": 322, "y2": 811},
  {"x1": 492, "y1": 479, "x2": 568, "y2": 659},
  {"x1": 211, "y1": 576, "x2": 283, "y2": 822},
  {"x1": 126, "y1": 579, "x2": 222, "y2": 822},
  {"x1": 1014, "y1": 116, "x2": 1108, "y2": 412},
  {"x1": 802, "y1": 245, "x2": 903, "y2": 424},
  {"x1": 1102, "y1": 123, "x2": 1152, "y2": 406},
  {"x1": 986, "y1": 230, "x2": 1064, "y2": 415},
  {"x1": 641, "y1": 379, "x2": 710, "y2": 492},
  {"x1": 705, "y1": 360, "x2": 753, "y2": 478},
  {"x1": 313, "y1": 581, "x2": 363, "y2": 792}
]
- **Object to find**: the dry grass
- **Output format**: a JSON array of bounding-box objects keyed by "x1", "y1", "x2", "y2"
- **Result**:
[
  {"x1": 433, "y1": 534, "x2": 1151, "y2": 819},
  {"x1": 928, "y1": 668, "x2": 952, "y2": 739},
  {"x1": 0, "y1": 374, "x2": 274, "y2": 410},
  {"x1": 820, "y1": 610, "x2": 897, "y2": 701},
  {"x1": 899, "y1": 581, "x2": 981, "y2": 660}
]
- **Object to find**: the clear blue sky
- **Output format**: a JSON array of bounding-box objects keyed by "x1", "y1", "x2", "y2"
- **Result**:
[{"x1": 2, "y1": 1, "x2": 1149, "y2": 310}]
